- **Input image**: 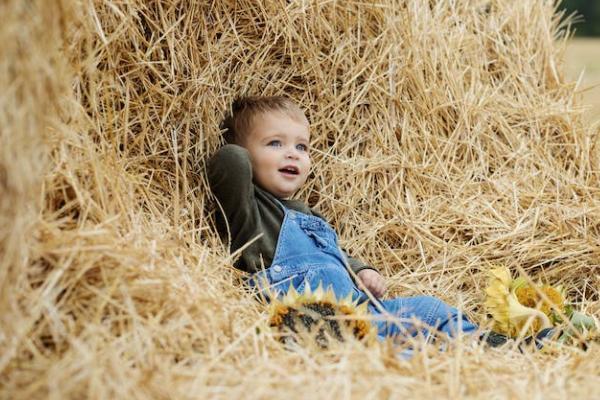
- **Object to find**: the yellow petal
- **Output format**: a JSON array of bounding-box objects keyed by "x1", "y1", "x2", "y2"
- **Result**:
[
  {"x1": 484, "y1": 266, "x2": 553, "y2": 336},
  {"x1": 313, "y1": 282, "x2": 325, "y2": 300},
  {"x1": 506, "y1": 290, "x2": 552, "y2": 336},
  {"x1": 489, "y1": 267, "x2": 512, "y2": 286},
  {"x1": 267, "y1": 280, "x2": 376, "y2": 347}
]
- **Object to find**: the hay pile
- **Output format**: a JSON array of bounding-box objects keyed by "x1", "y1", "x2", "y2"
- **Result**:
[{"x1": 2, "y1": 0, "x2": 599, "y2": 398}]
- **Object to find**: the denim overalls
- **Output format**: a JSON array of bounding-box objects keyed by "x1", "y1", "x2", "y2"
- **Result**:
[{"x1": 251, "y1": 203, "x2": 478, "y2": 341}]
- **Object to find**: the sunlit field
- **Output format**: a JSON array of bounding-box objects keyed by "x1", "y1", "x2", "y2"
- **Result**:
[{"x1": 565, "y1": 37, "x2": 600, "y2": 124}]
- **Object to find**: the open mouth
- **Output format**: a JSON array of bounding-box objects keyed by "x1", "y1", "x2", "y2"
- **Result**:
[{"x1": 279, "y1": 166, "x2": 299, "y2": 175}]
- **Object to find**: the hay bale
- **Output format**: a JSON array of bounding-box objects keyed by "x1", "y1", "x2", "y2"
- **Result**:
[
  {"x1": 1, "y1": 0, "x2": 599, "y2": 398},
  {"x1": 0, "y1": 0, "x2": 70, "y2": 378}
]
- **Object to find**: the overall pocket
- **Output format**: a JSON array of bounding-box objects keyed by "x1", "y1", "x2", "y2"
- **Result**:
[
  {"x1": 298, "y1": 217, "x2": 338, "y2": 251},
  {"x1": 265, "y1": 263, "x2": 311, "y2": 298}
]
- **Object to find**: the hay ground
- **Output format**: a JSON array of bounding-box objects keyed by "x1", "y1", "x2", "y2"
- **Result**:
[{"x1": 1, "y1": 0, "x2": 600, "y2": 399}]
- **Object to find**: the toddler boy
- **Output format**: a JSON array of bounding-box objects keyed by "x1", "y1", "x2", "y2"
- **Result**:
[{"x1": 208, "y1": 95, "x2": 480, "y2": 343}]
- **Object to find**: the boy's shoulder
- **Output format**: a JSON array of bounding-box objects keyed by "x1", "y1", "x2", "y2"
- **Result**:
[
  {"x1": 282, "y1": 199, "x2": 324, "y2": 219},
  {"x1": 208, "y1": 144, "x2": 249, "y2": 166}
]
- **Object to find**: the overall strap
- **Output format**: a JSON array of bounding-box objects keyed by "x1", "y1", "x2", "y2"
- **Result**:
[{"x1": 272, "y1": 197, "x2": 287, "y2": 213}]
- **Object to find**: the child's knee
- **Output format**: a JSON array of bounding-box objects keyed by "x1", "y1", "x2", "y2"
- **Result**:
[
  {"x1": 414, "y1": 295, "x2": 451, "y2": 312},
  {"x1": 414, "y1": 296, "x2": 459, "y2": 324}
]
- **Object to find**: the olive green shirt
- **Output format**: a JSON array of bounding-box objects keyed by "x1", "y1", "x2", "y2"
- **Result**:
[{"x1": 207, "y1": 144, "x2": 376, "y2": 275}]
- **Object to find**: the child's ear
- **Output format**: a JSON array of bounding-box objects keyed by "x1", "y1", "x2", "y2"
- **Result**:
[{"x1": 222, "y1": 128, "x2": 235, "y2": 145}]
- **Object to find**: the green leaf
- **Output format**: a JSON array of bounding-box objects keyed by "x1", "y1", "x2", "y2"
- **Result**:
[
  {"x1": 565, "y1": 304, "x2": 574, "y2": 318},
  {"x1": 511, "y1": 277, "x2": 527, "y2": 291},
  {"x1": 569, "y1": 311, "x2": 598, "y2": 331}
]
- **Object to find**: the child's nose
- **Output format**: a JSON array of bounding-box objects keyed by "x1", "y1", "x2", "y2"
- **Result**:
[{"x1": 285, "y1": 146, "x2": 300, "y2": 159}]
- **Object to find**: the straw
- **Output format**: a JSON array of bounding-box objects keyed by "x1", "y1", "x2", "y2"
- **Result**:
[{"x1": 1, "y1": 0, "x2": 599, "y2": 398}]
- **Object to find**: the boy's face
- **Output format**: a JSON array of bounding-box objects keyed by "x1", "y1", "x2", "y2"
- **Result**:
[{"x1": 241, "y1": 111, "x2": 311, "y2": 199}]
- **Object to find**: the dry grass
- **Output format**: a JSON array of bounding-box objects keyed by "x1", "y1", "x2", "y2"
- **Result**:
[
  {"x1": 565, "y1": 37, "x2": 600, "y2": 123},
  {"x1": 1, "y1": 0, "x2": 599, "y2": 398}
]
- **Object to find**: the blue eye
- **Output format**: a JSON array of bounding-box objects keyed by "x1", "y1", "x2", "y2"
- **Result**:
[
  {"x1": 267, "y1": 140, "x2": 282, "y2": 147},
  {"x1": 296, "y1": 143, "x2": 308, "y2": 151}
]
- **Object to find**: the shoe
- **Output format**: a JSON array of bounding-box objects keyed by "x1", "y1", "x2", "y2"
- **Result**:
[
  {"x1": 480, "y1": 331, "x2": 510, "y2": 347},
  {"x1": 480, "y1": 328, "x2": 562, "y2": 351},
  {"x1": 521, "y1": 327, "x2": 562, "y2": 350},
  {"x1": 522, "y1": 327, "x2": 562, "y2": 350}
]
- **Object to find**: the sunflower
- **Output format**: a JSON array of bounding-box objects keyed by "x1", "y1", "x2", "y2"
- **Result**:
[
  {"x1": 484, "y1": 267, "x2": 565, "y2": 337},
  {"x1": 268, "y1": 283, "x2": 375, "y2": 348}
]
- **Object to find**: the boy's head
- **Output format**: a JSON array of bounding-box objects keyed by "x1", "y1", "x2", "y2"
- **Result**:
[{"x1": 223, "y1": 96, "x2": 311, "y2": 199}]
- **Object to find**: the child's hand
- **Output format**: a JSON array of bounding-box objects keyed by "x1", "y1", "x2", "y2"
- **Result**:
[{"x1": 357, "y1": 269, "x2": 386, "y2": 298}]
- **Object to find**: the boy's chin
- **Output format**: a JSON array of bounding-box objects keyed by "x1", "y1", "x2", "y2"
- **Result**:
[
  {"x1": 259, "y1": 180, "x2": 303, "y2": 199},
  {"x1": 276, "y1": 191, "x2": 295, "y2": 199},
  {"x1": 274, "y1": 187, "x2": 298, "y2": 199}
]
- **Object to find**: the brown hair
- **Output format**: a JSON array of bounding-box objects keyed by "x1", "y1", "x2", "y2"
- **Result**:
[{"x1": 221, "y1": 96, "x2": 308, "y2": 144}]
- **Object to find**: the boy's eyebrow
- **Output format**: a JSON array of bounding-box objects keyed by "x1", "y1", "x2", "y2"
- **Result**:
[
  {"x1": 260, "y1": 133, "x2": 284, "y2": 140},
  {"x1": 261, "y1": 133, "x2": 310, "y2": 142}
]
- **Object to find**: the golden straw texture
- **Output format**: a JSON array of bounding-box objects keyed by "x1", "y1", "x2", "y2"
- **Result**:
[{"x1": 1, "y1": 0, "x2": 599, "y2": 398}]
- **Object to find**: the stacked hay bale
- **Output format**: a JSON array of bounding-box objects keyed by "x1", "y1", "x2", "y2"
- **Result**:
[
  {"x1": 0, "y1": 0, "x2": 70, "y2": 384},
  {"x1": 1, "y1": 0, "x2": 598, "y2": 398}
]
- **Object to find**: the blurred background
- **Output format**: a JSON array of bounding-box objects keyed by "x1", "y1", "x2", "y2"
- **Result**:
[{"x1": 561, "y1": 1, "x2": 600, "y2": 122}]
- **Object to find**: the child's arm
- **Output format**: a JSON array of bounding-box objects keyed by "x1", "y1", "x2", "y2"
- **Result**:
[
  {"x1": 208, "y1": 144, "x2": 254, "y2": 207},
  {"x1": 345, "y1": 253, "x2": 386, "y2": 297},
  {"x1": 344, "y1": 253, "x2": 378, "y2": 276},
  {"x1": 207, "y1": 144, "x2": 257, "y2": 242},
  {"x1": 356, "y1": 269, "x2": 386, "y2": 298},
  {"x1": 310, "y1": 209, "x2": 386, "y2": 297}
]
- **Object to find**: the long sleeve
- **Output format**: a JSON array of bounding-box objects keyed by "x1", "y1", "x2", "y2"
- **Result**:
[
  {"x1": 207, "y1": 144, "x2": 255, "y2": 234},
  {"x1": 207, "y1": 144, "x2": 261, "y2": 250},
  {"x1": 344, "y1": 253, "x2": 378, "y2": 275},
  {"x1": 206, "y1": 144, "x2": 286, "y2": 272}
]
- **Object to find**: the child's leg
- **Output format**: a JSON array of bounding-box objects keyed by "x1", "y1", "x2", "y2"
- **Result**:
[{"x1": 368, "y1": 295, "x2": 478, "y2": 340}]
